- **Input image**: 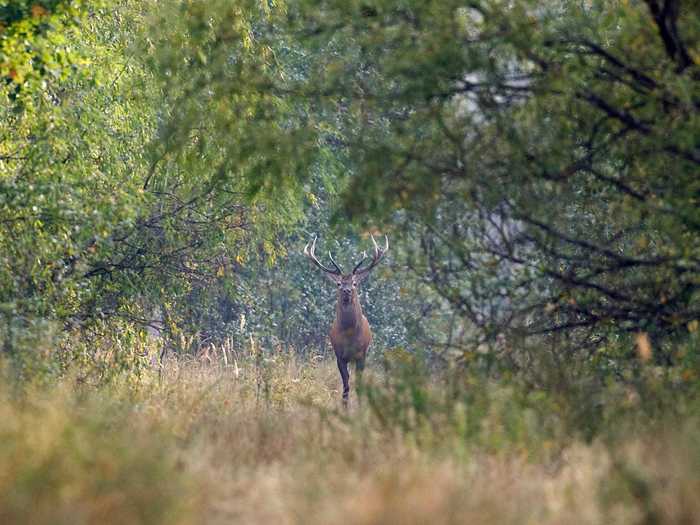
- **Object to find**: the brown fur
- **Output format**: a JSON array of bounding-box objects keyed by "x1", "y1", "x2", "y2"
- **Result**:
[
  {"x1": 329, "y1": 274, "x2": 372, "y2": 406},
  {"x1": 330, "y1": 287, "x2": 372, "y2": 361}
]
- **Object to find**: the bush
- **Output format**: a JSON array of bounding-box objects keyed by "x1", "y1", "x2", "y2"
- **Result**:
[{"x1": 0, "y1": 379, "x2": 192, "y2": 525}]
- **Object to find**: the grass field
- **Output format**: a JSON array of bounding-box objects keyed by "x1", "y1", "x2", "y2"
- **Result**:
[{"x1": 1, "y1": 349, "x2": 699, "y2": 525}]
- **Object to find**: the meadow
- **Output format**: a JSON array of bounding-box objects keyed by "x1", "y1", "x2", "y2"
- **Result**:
[{"x1": 2, "y1": 344, "x2": 698, "y2": 525}]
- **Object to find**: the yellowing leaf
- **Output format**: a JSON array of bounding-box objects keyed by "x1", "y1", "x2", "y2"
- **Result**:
[{"x1": 31, "y1": 5, "x2": 49, "y2": 18}]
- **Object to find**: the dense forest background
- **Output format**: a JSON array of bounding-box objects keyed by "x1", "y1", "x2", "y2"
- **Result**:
[
  {"x1": 2, "y1": 0, "x2": 698, "y2": 380},
  {"x1": 0, "y1": 1, "x2": 698, "y2": 523}
]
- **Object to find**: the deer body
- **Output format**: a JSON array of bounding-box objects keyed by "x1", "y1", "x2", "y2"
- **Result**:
[
  {"x1": 304, "y1": 234, "x2": 388, "y2": 406},
  {"x1": 330, "y1": 290, "x2": 372, "y2": 402},
  {"x1": 331, "y1": 308, "x2": 371, "y2": 362}
]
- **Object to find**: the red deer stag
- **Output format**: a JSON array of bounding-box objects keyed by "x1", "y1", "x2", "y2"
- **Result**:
[{"x1": 304, "y1": 234, "x2": 389, "y2": 406}]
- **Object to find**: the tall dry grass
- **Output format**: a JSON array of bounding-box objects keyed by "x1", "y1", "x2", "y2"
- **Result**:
[{"x1": 1, "y1": 349, "x2": 699, "y2": 524}]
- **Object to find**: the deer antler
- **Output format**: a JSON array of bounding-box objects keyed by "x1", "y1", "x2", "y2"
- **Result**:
[
  {"x1": 328, "y1": 251, "x2": 344, "y2": 274},
  {"x1": 353, "y1": 234, "x2": 388, "y2": 277},
  {"x1": 352, "y1": 250, "x2": 368, "y2": 274},
  {"x1": 303, "y1": 236, "x2": 343, "y2": 275}
]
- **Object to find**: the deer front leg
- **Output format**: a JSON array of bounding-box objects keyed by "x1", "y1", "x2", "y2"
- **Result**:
[
  {"x1": 354, "y1": 358, "x2": 366, "y2": 405},
  {"x1": 336, "y1": 356, "x2": 350, "y2": 407}
]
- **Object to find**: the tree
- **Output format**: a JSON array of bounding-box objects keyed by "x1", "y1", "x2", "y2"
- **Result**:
[
  {"x1": 0, "y1": 1, "x2": 306, "y2": 365},
  {"x1": 267, "y1": 0, "x2": 700, "y2": 360}
]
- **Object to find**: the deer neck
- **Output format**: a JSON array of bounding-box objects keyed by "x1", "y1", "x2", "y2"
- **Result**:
[{"x1": 336, "y1": 293, "x2": 363, "y2": 329}]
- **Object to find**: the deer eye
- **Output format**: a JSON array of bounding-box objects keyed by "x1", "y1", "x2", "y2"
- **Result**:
[{"x1": 336, "y1": 282, "x2": 341, "y2": 287}]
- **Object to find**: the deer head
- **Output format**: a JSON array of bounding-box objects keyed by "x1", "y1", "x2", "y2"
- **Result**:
[{"x1": 303, "y1": 234, "x2": 389, "y2": 308}]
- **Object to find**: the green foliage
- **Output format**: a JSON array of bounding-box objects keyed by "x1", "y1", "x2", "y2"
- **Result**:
[
  {"x1": 363, "y1": 342, "x2": 700, "y2": 455},
  {"x1": 132, "y1": 0, "x2": 699, "y2": 365},
  {"x1": 1, "y1": 1, "x2": 318, "y2": 367},
  {"x1": 267, "y1": 0, "x2": 700, "y2": 354},
  {"x1": 143, "y1": 0, "x2": 317, "y2": 210},
  {"x1": 0, "y1": 1, "x2": 95, "y2": 105},
  {"x1": 0, "y1": 2, "x2": 153, "y2": 357}
]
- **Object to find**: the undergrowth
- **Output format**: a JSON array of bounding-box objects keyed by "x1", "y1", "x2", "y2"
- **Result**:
[{"x1": 1, "y1": 342, "x2": 699, "y2": 524}]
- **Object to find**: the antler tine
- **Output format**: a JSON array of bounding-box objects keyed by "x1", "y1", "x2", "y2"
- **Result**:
[
  {"x1": 302, "y1": 236, "x2": 313, "y2": 257},
  {"x1": 353, "y1": 234, "x2": 389, "y2": 275},
  {"x1": 303, "y1": 235, "x2": 341, "y2": 275},
  {"x1": 371, "y1": 233, "x2": 379, "y2": 253},
  {"x1": 370, "y1": 233, "x2": 389, "y2": 255},
  {"x1": 328, "y1": 251, "x2": 344, "y2": 274},
  {"x1": 352, "y1": 250, "x2": 368, "y2": 274}
]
